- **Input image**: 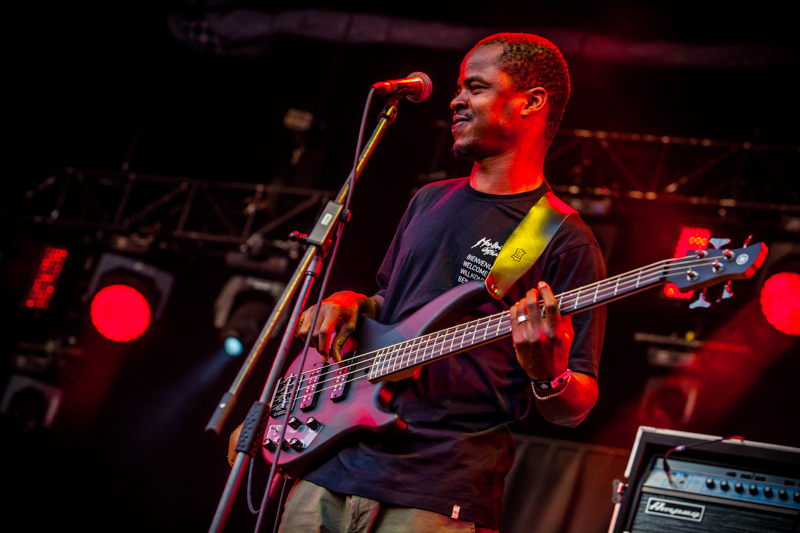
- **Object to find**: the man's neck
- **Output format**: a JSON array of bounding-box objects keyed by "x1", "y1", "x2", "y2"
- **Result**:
[{"x1": 468, "y1": 147, "x2": 546, "y2": 195}]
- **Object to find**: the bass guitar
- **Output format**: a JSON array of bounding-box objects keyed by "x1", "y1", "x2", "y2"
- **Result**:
[{"x1": 263, "y1": 241, "x2": 767, "y2": 477}]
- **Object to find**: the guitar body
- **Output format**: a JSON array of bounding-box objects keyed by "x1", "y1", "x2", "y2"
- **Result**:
[{"x1": 262, "y1": 281, "x2": 491, "y2": 478}]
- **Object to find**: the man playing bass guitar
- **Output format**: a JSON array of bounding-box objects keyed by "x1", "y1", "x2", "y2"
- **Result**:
[{"x1": 282, "y1": 33, "x2": 606, "y2": 532}]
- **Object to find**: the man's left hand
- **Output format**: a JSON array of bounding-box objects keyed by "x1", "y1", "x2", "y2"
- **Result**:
[{"x1": 509, "y1": 281, "x2": 573, "y2": 380}]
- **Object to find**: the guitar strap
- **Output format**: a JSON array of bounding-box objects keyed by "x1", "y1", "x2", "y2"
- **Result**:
[{"x1": 484, "y1": 191, "x2": 577, "y2": 299}]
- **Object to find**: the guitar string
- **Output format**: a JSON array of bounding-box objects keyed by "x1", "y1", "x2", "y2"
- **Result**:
[
  {"x1": 308, "y1": 250, "x2": 731, "y2": 386},
  {"x1": 276, "y1": 252, "x2": 724, "y2": 391},
  {"x1": 275, "y1": 314, "x2": 511, "y2": 407},
  {"x1": 271, "y1": 253, "x2": 743, "y2": 405},
  {"x1": 272, "y1": 252, "x2": 746, "y2": 401},
  {"x1": 280, "y1": 318, "x2": 514, "y2": 411},
  {"x1": 273, "y1": 251, "x2": 744, "y2": 404}
]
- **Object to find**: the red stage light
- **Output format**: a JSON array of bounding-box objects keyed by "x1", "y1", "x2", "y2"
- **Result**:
[
  {"x1": 664, "y1": 227, "x2": 710, "y2": 299},
  {"x1": 760, "y1": 272, "x2": 800, "y2": 336},
  {"x1": 25, "y1": 247, "x2": 68, "y2": 309},
  {"x1": 90, "y1": 284, "x2": 152, "y2": 342}
]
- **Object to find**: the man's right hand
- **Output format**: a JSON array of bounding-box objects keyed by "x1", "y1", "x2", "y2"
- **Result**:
[{"x1": 294, "y1": 291, "x2": 381, "y2": 363}]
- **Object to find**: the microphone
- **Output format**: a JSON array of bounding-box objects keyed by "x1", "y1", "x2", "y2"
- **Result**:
[{"x1": 371, "y1": 72, "x2": 433, "y2": 103}]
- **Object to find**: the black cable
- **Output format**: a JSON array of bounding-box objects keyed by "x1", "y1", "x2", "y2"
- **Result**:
[
  {"x1": 663, "y1": 435, "x2": 745, "y2": 484},
  {"x1": 344, "y1": 87, "x2": 376, "y2": 213},
  {"x1": 247, "y1": 454, "x2": 260, "y2": 514},
  {"x1": 272, "y1": 478, "x2": 291, "y2": 533}
]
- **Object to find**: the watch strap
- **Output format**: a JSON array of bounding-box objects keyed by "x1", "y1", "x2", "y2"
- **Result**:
[{"x1": 531, "y1": 368, "x2": 573, "y2": 391}]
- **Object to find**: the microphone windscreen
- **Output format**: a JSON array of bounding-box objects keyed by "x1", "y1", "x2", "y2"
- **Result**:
[{"x1": 406, "y1": 71, "x2": 433, "y2": 103}]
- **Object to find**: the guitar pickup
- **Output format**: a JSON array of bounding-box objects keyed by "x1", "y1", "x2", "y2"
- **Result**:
[
  {"x1": 329, "y1": 361, "x2": 351, "y2": 402},
  {"x1": 299, "y1": 362, "x2": 324, "y2": 412}
]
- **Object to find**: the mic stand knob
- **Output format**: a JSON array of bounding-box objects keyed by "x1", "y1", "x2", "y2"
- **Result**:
[{"x1": 289, "y1": 231, "x2": 309, "y2": 243}]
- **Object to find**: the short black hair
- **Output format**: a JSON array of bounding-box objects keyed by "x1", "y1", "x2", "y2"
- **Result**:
[{"x1": 473, "y1": 33, "x2": 570, "y2": 150}]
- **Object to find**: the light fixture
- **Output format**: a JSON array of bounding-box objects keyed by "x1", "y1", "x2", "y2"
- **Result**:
[
  {"x1": 760, "y1": 272, "x2": 800, "y2": 336},
  {"x1": 213, "y1": 276, "x2": 285, "y2": 356},
  {"x1": 663, "y1": 227, "x2": 710, "y2": 300},
  {"x1": 23, "y1": 246, "x2": 69, "y2": 310},
  {"x1": 0, "y1": 374, "x2": 63, "y2": 434},
  {"x1": 86, "y1": 253, "x2": 174, "y2": 342}
]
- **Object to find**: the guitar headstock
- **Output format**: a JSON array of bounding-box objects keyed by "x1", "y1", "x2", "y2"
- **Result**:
[{"x1": 666, "y1": 241, "x2": 769, "y2": 293}]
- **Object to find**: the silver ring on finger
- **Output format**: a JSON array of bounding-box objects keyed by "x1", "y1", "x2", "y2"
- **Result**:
[{"x1": 517, "y1": 314, "x2": 530, "y2": 325}]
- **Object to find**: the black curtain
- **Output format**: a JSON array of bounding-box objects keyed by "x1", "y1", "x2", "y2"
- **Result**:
[{"x1": 503, "y1": 435, "x2": 629, "y2": 533}]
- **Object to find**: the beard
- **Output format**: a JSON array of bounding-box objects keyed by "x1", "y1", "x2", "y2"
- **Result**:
[
  {"x1": 450, "y1": 138, "x2": 497, "y2": 161},
  {"x1": 450, "y1": 143, "x2": 475, "y2": 160},
  {"x1": 450, "y1": 117, "x2": 506, "y2": 160}
]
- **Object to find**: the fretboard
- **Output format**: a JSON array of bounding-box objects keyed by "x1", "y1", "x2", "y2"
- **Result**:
[{"x1": 367, "y1": 256, "x2": 675, "y2": 380}]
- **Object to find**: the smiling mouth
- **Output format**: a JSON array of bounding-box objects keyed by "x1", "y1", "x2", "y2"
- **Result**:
[{"x1": 452, "y1": 115, "x2": 471, "y2": 134}]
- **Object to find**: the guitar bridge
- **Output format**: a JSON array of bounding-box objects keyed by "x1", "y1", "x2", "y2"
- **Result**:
[{"x1": 270, "y1": 374, "x2": 295, "y2": 418}]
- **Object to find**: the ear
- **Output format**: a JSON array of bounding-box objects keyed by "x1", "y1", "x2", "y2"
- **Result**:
[{"x1": 522, "y1": 87, "x2": 547, "y2": 117}]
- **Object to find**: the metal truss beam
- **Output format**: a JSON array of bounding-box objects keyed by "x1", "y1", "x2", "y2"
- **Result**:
[
  {"x1": 544, "y1": 129, "x2": 800, "y2": 214},
  {"x1": 1, "y1": 167, "x2": 336, "y2": 251}
]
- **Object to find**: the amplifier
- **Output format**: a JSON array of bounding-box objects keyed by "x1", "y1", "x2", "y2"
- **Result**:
[{"x1": 609, "y1": 427, "x2": 800, "y2": 533}]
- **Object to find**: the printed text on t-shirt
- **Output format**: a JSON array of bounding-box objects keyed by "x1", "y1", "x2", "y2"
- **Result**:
[
  {"x1": 458, "y1": 253, "x2": 495, "y2": 284},
  {"x1": 471, "y1": 237, "x2": 502, "y2": 257}
]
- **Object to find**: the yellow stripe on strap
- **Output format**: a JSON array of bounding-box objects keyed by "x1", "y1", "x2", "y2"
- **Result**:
[{"x1": 484, "y1": 192, "x2": 576, "y2": 299}]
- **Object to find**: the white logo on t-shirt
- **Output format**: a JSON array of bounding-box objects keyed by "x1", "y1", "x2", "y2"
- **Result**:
[{"x1": 471, "y1": 237, "x2": 501, "y2": 257}]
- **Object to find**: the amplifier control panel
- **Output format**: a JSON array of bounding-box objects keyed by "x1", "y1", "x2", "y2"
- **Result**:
[{"x1": 646, "y1": 458, "x2": 800, "y2": 510}]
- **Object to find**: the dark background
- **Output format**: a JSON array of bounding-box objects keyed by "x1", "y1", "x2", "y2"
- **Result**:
[{"x1": 2, "y1": 2, "x2": 799, "y2": 531}]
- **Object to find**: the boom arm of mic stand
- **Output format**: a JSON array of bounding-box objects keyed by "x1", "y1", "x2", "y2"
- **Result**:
[
  {"x1": 209, "y1": 255, "x2": 319, "y2": 533},
  {"x1": 206, "y1": 99, "x2": 401, "y2": 533},
  {"x1": 205, "y1": 99, "x2": 400, "y2": 436}
]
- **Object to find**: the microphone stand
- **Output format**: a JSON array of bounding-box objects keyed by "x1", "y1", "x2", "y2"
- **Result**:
[{"x1": 207, "y1": 95, "x2": 401, "y2": 533}]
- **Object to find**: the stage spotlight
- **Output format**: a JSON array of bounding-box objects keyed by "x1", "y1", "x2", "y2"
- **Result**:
[
  {"x1": 23, "y1": 245, "x2": 69, "y2": 310},
  {"x1": 213, "y1": 276, "x2": 286, "y2": 356},
  {"x1": 91, "y1": 284, "x2": 152, "y2": 342},
  {"x1": 0, "y1": 374, "x2": 63, "y2": 434},
  {"x1": 663, "y1": 226, "x2": 710, "y2": 300},
  {"x1": 221, "y1": 300, "x2": 275, "y2": 355},
  {"x1": 223, "y1": 337, "x2": 244, "y2": 357},
  {"x1": 86, "y1": 253, "x2": 174, "y2": 342},
  {"x1": 760, "y1": 272, "x2": 800, "y2": 336},
  {"x1": 753, "y1": 243, "x2": 800, "y2": 337}
]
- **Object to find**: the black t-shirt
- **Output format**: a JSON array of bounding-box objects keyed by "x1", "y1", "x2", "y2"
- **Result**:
[{"x1": 304, "y1": 178, "x2": 606, "y2": 529}]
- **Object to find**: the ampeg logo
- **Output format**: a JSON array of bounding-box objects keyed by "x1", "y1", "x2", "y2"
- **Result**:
[
  {"x1": 736, "y1": 253, "x2": 749, "y2": 265},
  {"x1": 645, "y1": 497, "x2": 705, "y2": 522}
]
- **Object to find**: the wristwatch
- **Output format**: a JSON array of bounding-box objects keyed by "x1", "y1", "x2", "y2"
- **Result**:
[
  {"x1": 530, "y1": 368, "x2": 573, "y2": 391},
  {"x1": 530, "y1": 368, "x2": 573, "y2": 401}
]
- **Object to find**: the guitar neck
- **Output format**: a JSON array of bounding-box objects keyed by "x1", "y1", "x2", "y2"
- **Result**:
[{"x1": 368, "y1": 257, "x2": 673, "y2": 380}]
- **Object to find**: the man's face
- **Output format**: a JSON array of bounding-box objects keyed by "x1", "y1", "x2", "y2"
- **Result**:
[{"x1": 450, "y1": 44, "x2": 528, "y2": 160}]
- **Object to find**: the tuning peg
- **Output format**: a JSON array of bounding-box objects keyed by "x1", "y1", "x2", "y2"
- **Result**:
[
  {"x1": 743, "y1": 234, "x2": 753, "y2": 248},
  {"x1": 709, "y1": 238, "x2": 731, "y2": 250},
  {"x1": 715, "y1": 281, "x2": 733, "y2": 303},
  {"x1": 689, "y1": 288, "x2": 712, "y2": 309}
]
